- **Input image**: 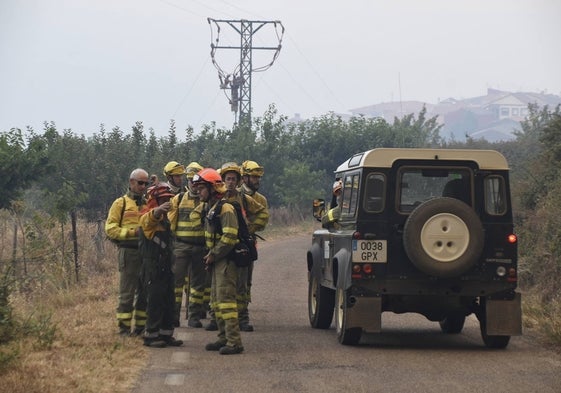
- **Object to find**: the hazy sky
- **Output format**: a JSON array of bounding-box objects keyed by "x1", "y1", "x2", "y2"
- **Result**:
[{"x1": 1, "y1": 0, "x2": 560, "y2": 137}]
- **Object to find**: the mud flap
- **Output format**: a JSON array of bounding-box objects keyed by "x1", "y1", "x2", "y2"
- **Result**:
[
  {"x1": 346, "y1": 296, "x2": 382, "y2": 333},
  {"x1": 486, "y1": 292, "x2": 522, "y2": 336}
]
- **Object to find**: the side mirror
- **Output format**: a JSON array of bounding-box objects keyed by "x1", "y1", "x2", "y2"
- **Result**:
[{"x1": 312, "y1": 199, "x2": 325, "y2": 221}]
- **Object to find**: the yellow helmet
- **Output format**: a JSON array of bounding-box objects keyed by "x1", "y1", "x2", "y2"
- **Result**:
[
  {"x1": 220, "y1": 162, "x2": 241, "y2": 179},
  {"x1": 163, "y1": 161, "x2": 186, "y2": 176},
  {"x1": 241, "y1": 160, "x2": 264, "y2": 177},
  {"x1": 185, "y1": 161, "x2": 203, "y2": 179}
]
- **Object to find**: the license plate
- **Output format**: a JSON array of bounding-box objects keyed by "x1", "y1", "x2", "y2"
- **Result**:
[{"x1": 352, "y1": 240, "x2": 387, "y2": 263}]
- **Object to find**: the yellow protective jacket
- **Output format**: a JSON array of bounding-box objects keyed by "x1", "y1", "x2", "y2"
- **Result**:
[
  {"x1": 240, "y1": 184, "x2": 269, "y2": 233},
  {"x1": 226, "y1": 190, "x2": 268, "y2": 235},
  {"x1": 139, "y1": 209, "x2": 166, "y2": 240},
  {"x1": 321, "y1": 205, "x2": 341, "y2": 230},
  {"x1": 168, "y1": 190, "x2": 205, "y2": 245},
  {"x1": 105, "y1": 193, "x2": 146, "y2": 247},
  {"x1": 195, "y1": 200, "x2": 239, "y2": 260}
]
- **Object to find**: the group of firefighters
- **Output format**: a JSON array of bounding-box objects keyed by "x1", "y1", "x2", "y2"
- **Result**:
[{"x1": 105, "y1": 160, "x2": 268, "y2": 355}]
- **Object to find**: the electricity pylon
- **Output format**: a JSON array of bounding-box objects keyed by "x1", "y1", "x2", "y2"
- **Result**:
[{"x1": 208, "y1": 18, "x2": 284, "y2": 129}]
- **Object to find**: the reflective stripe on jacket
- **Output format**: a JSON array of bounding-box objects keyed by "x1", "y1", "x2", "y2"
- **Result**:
[
  {"x1": 169, "y1": 191, "x2": 205, "y2": 244},
  {"x1": 240, "y1": 184, "x2": 269, "y2": 233},
  {"x1": 202, "y1": 200, "x2": 239, "y2": 260}
]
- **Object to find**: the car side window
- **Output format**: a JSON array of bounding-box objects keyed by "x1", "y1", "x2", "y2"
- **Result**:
[
  {"x1": 341, "y1": 173, "x2": 360, "y2": 218},
  {"x1": 364, "y1": 173, "x2": 385, "y2": 212},
  {"x1": 484, "y1": 175, "x2": 506, "y2": 215}
]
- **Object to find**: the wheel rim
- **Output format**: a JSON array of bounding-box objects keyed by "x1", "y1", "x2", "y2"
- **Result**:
[
  {"x1": 310, "y1": 276, "x2": 318, "y2": 316},
  {"x1": 336, "y1": 289, "x2": 344, "y2": 332},
  {"x1": 420, "y1": 212, "x2": 469, "y2": 262}
]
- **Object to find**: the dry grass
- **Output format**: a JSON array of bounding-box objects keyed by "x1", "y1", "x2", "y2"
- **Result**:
[
  {"x1": 1, "y1": 268, "x2": 147, "y2": 393},
  {"x1": 0, "y1": 216, "x2": 148, "y2": 393},
  {"x1": 522, "y1": 292, "x2": 561, "y2": 350}
]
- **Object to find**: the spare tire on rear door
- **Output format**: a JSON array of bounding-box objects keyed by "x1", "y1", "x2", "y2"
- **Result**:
[{"x1": 403, "y1": 197, "x2": 484, "y2": 278}]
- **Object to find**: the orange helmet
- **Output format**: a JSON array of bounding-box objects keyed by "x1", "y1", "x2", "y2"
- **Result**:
[
  {"x1": 193, "y1": 168, "x2": 222, "y2": 184},
  {"x1": 192, "y1": 168, "x2": 227, "y2": 194}
]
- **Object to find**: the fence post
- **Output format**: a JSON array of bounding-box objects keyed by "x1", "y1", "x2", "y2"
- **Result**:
[
  {"x1": 71, "y1": 210, "x2": 79, "y2": 283},
  {"x1": 11, "y1": 222, "x2": 17, "y2": 278},
  {"x1": 94, "y1": 219, "x2": 105, "y2": 258}
]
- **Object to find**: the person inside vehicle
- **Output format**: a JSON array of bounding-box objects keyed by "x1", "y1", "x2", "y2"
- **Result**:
[
  {"x1": 321, "y1": 180, "x2": 342, "y2": 230},
  {"x1": 442, "y1": 177, "x2": 471, "y2": 204}
]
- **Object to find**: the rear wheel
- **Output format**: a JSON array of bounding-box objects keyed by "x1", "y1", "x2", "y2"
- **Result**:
[
  {"x1": 478, "y1": 299, "x2": 511, "y2": 349},
  {"x1": 481, "y1": 325, "x2": 511, "y2": 349},
  {"x1": 335, "y1": 288, "x2": 362, "y2": 345},
  {"x1": 439, "y1": 315, "x2": 466, "y2": 334},
  {"x1": 308, "y1": 274, "x2": 335, "y2": 329}
]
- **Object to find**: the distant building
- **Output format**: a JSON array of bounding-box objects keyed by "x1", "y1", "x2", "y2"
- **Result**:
[{"x1": 348, "y1": 88, "x2": 561, "y2": 142}]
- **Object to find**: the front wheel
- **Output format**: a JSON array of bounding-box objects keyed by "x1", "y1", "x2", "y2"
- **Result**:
[
  {"x1": 308, "y1": 274, "x2": 335, "y2": 329},
  {"x1": 335, "y1": 288, "x2": 362, "y2": 345}
]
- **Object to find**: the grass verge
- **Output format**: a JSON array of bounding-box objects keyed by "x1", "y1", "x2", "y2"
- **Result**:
[{"x1": 0, "y1": 271, "x2": 146, "y2": 393}]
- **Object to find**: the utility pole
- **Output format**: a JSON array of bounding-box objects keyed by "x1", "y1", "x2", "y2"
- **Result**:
[{"x1": 208, "y1": 18, "x2": 284, "y2": 129}]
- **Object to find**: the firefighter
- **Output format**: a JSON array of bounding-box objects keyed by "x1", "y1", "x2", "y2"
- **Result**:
[
  {"x1": 321, "y1": 180, "x2": 343, "y2": 229},
  {"x1": 168, "y1": 161, "x2": 207, "y2": 328},
  {"x1": 220, "y1": 162, "x2": 268, "y2": 332},
  {"x1": 191, "y1": 168, "x2": 244, "y2": 355},
  {"x1": 239, "y1": 160, "x2": 269, "y2": 331},
  {"x1": 105, "y1": 168, "x2": 149, "y2": 336},
  {"x1": 163, "y1": 161, "x2": 186, "y2": 194},
  {"x1": 139, "y1": 182, "x2": 183, "y2": 348}
]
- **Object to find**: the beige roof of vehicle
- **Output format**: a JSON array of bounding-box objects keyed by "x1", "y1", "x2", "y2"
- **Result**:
[{"x1": 336, "y1": 148, "x2": 509, "y2": 171}]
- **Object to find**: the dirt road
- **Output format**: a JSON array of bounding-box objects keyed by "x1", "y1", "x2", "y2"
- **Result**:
[{"x1": 131, "y1": 235, "x2": 561, "y2": 393}]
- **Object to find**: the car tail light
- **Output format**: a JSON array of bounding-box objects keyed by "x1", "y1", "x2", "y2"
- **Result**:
[
  {"x1": 507, "y1": 234, "x2": 517, "y2": 244},
  {"x1": 353, "y1": 231, "x2": 362, "y2": 240},
  {"x1": 507, "y1": 267, "x2": 517, "y2": 282},
  {"x1": 352, "y1": 263, "x2": 374, "y2": 278}
]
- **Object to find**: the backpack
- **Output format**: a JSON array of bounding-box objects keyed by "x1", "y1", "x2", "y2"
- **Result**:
[{"x1": 211, "y1": 200, "x2": 258, "y2": 267}]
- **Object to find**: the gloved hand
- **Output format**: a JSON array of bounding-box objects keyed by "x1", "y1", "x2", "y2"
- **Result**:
[{"x1": 153, "y1": 201, "x2": 171, "y2": 218}]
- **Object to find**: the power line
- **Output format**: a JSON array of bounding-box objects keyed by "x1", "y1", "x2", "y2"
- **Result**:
[
  {"x1": 172, "y1": 55, "x2": 211, "y2": 118},
  {"x1": 285, "y1": 32, "x2": 346, "y2": 111},
  {"x1": 208, "y1": 18, "x2": 284, "y2": 129}
]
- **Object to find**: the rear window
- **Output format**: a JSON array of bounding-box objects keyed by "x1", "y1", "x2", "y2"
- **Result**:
[{"x1": 398, "y1": 168, "x2": 472, "y2": 213}]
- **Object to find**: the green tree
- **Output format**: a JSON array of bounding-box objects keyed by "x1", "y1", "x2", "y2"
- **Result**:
[
  {"x1": 390, "y1": 106, "x2": 442, "y2": 147},
  {"x1": 0, "y1": 128, "x2": 48, "y2": 209},
  {"x1": 515, "y1": 104, "x2": 561, "y2": 210},
  {"x1": 273, "y1": 162, "x2": 326, "y2": 211}
]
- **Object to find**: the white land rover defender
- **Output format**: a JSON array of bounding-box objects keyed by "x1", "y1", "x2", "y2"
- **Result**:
[{"x1": 308, "y1": 148, "x2": 522, "y2": 348}]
